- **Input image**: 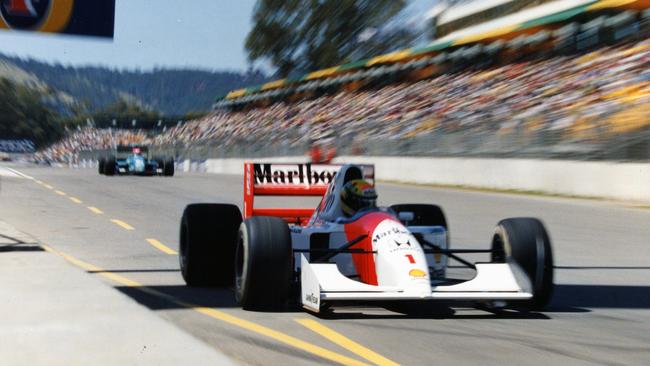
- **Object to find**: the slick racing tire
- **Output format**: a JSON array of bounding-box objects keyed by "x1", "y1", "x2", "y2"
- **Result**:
[
  {"x1": 98, "y1": 158, "x2": 105, "y2": 175},
  {"x1": 390, "y1": 204, "x2": 447, "y2": 228},
  {"x1": 236, "y1": 216, "x2": 292, "y2": 311},
  {"x1": 103, "y1": 157, "x2": 116, "y2": 176},
  {"x1": 179, "y1": 203, "x2": 242, "y2": 286},
  {"x1": 491, "y1": 218, "x2": 554, "y2": 310},
  {"x1": 164, "y1": 158, "x2": 175, "y2": 177}
]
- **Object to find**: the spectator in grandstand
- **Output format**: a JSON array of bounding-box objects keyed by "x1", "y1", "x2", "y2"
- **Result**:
[
  {"x1": 36, "y1": 127, "x2": 152, "y2": 163},
  {"x1": 43, "y1": 37, "x2": 650, "y2": 161}
]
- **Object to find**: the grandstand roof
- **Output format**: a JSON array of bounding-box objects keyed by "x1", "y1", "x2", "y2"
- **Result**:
[
  {"x1": 438, "y1": 0, "x2": 518, "y2": 25},
  {"x1": 218, "y1": 0, "x2": 649, "y2": 105}
]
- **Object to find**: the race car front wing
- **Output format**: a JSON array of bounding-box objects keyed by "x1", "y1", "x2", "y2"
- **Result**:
[{"x1": 300, "y1": 255, "x2": 533, "y2": 313}]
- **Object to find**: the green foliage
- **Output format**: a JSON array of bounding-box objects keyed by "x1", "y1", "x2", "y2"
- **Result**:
[
  {"x1": 61, "y1": 98, "x2": 165, "y2": 129},
  {"x1": 245, "y1": 0, "x2": 408, "y2": 77},
  {"x1": 183, "y1": 111, "x2": 208, "y2": 121},
  {"x1": 95, "y1": 98, "x2": 160, "y2": 121},
  {"x1": 0, "y1": 55, "x2": 268, "y2": 115},
  {"x1": 0, "y1": 78, "x2": 62, "y2": 147}
]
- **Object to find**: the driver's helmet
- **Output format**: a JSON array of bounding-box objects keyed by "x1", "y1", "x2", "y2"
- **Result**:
[
  {"x1": 340, "y1": 179, "x2": 377, "y2": 217},
  {"x1": 132, "y1": 147, "x2": 141, "y2": 155}
]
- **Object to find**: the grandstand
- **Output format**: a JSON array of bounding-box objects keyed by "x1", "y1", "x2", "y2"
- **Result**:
[
  {"x1": 215, "y1": 0, "x2": 649, "y2": 108},
  {"x1": 435, "y1": 0, "x2": 561, "y2": 37},
  {"x1": 40, "y1": 0, "x2": 650, "y2": 163}
]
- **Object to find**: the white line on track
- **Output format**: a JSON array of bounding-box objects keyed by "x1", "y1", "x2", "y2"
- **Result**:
[{"x1": 3, "y1": 167, "x2": 34, "y2": 179}]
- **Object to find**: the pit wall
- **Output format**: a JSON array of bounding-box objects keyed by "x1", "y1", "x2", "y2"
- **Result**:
[
  {"x1": 335, "y1": 156, "x2": 650, "y2": 202},
  {"x1": 77, "y1": 155, "x2": 646, "y2": 201},
  {"x1": 180, "y1": 156, "x2": 649, "y2": 202}
]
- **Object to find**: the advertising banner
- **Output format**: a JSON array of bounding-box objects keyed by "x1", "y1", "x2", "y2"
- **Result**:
[
  {"x1": 0, "y1": 139, "x2": 35, "y2": 153},
  {"x1": 0, "y1": 0, "x2": 115, "y2": 38}
]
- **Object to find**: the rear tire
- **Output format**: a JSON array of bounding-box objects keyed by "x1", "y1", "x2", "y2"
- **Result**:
[
  {"x1": 103, "y1": 157, "x2": 116, "y2": 176},
  {"x1": 179, "y1": 204, "x2": 242, "y2": 286},
  {"x1": 391, "y1": 204, "x2": 449, "y2": 279},
  {"x1": 154, "y1": 158, "x2": 163, "y2": 173},
  {"x1": 98, "y1": 158, "x2": 105, "y2": 175},
  {"x1": 164, "y1": 158, "x2": 175, "y2": 176},
  {"x1": 390, "y1": 204, "x2": 447, "y2": 228},
  {"x1": 235, "y1": 216, "x2": 292, "y2": 311},
  {"x1": 491, "y1": 218, "x2": 554, "y2": 310}
]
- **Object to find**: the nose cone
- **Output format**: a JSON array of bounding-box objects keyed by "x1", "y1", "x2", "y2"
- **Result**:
[
  {"x1": 134, "y1": 156, "x2": 145, "y2": 171},
  {"x1": 371, "y1": 219, "x2": 431, "y2": 294}
]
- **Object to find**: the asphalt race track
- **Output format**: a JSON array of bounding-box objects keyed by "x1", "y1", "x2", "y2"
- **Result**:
[{"x1": 2, "y1": 164, "x2": 650, "y2": 366}]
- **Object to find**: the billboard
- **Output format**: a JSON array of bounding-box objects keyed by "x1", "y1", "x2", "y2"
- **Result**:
[
  {"x1": 0, "y1": 139, "x2": 35, "y2": 153},
  {"x1": 0, "y1": 0, "x2": 115, "y2": 38}
]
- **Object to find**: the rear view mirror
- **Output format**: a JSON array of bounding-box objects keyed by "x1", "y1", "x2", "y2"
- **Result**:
[{"x1": 398, "y1": 211, "x2": 415, "y2": 223}]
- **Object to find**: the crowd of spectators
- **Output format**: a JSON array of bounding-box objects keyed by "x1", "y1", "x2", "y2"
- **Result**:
[
  {"x1": 155, "y1": 38, "x2": 649, "y2": 149},
  {"x1": 40, "y1": 37, "x2": 650, "y2": 162},
  {"x1": 35, "y1": 127, "x2": 152, "y2": 163}
]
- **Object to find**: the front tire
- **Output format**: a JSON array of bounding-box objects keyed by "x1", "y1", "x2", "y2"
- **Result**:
[
  {"x1": 179, "y1": 204, "x2": 242, "y2": 286},
  {"x1": 164, "y1": 158, "x2": 175, "y2": 176},
  {"x1": 103, "y1": 157, "x2": 116, "y2": 176},
  {"x1": 491, "y1": 218, "x2": 554, "y2": 309},
  {"x1": 235, "y1": 216, "x2": 292, "y2": 310},
  {"x1": 98, "y1": 158, "x2": 105, "y2": 175},
  {"x1": 390, "y1": 204, "x2": 447, "y2": 228}
]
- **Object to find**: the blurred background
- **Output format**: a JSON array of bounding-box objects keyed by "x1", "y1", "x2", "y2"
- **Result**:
[{"x1": 0, "y1": 0, "x2": 648, "y2": 164}]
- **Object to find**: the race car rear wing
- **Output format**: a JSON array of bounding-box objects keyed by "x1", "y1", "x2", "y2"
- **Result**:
[{"x1": 243, "y1": 162, "x2": 374, "y2": 224}]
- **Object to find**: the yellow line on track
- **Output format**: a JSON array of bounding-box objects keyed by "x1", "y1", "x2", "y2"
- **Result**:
[
  {"x1": 87, "y1": 206, "x2": 103, "y2": 215},
  {"x1": 110, "y1": 219, "x2": 135, "y2": 231},
  {"x1": 44, "y1": 184, "x2": 54, "y2": 189},
  {"x1": 39, "y1": 245, "x2": 370, "y2": 366},
  {"x1": 55, "y1": 190, "x2": 67, "y2": 196},
  {"x1": 296, "y1": 318, "x2": 400, "y2": 366},
  {"x1": 69, "y1": 197, "x2": 83, "y2": 204},
  {"x1": 41, "y1": 245, "x2": 141, "y2": 286},
  {"x1": 191, "y1": 308, "x2": 369, "y2": 366},
  {"x1": 145, "y1": 238, "x2": 177, "y2": 255}
]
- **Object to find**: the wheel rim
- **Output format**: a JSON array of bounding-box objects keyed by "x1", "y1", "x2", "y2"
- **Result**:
[
  {"x1": 491, "y1": 233, "x2": 506, "y2": 262},
  {"x1": 491, "y1": 226, "x2": 512, "y2": 263},
  {"x1": 179, "y1": 222, "x2": 188, "y2": 272},
  {"x1": 234, "y1": 232, "x2": 245, "y2": 302}
]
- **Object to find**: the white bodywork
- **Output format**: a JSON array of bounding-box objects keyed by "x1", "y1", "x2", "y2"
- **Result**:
[
  {"x1": 300, "y1": 218, "x2": 533, "y2": 312},
  {"x1": 302, "y1": 255, "x2": 532, "y2": 312}
]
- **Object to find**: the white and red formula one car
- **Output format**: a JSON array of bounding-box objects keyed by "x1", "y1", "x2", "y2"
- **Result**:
[{"x1": 179, "y1": 163, "x2": 553, "y2": 313}]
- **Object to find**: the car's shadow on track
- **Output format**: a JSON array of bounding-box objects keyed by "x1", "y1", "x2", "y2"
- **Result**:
[
  {"x1": 301, "y1": 282, "x2": 650, "y2": 320},
  {"x1": 318, "y1": 310, "x2": 552, "y2": 320},
  {"x1": 550, "y1": 266, "x2": 650, "y2": 311},
  {"x1": 548, "y1": 284, "x2": 650, "y2": 311},
  {"x1": 114, "y1": 285, "x2": 239, "y2": 310},
  {"x1": 111, "y1": 280, "x2": 650, "y2": 319},
  {"x1": 312, "y1": 302, "x2": 552, "y2": 320}
]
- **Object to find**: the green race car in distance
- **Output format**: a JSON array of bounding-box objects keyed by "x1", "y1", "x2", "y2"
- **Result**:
[{"x1": 98, "y1": 145, "x2": 174, "y2": 176}]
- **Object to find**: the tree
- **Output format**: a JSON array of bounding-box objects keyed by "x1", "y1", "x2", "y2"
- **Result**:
[
  {"x1": 245, "y1": 0, "x2": 408, "y2": 77},
  {"x1": 0, "y1": 78, "x2": 62, "y2": 148},
  {"x1": 88, "y1": 98, "x2": 161, "y2": 128},
  {"x1": 348, "y1": 26, "x2": 419, "y2": 61}
]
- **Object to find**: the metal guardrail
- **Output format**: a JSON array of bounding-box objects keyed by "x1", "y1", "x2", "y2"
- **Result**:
[
  {"x1": 75, "y1": 124, "x2": 650, "y2": 162},
  {"x1": 339, "y1": 129, "x2": 650, "y2": 161}
]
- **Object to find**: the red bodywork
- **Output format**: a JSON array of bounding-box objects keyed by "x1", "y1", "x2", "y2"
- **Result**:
[
  {"x1": 343, "y1": 211, "x2": 397, "y2": 285},
  {"x1": 243, "y1": 162, "x2": 325, "y2": 225},
  {"x1": 244, "y1": 162, "x2": 386, "y2": 285}
]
